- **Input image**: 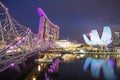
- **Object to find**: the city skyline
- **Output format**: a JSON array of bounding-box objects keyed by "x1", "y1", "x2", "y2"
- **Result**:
[{"x1": 1, "y1": 0, "x2": 120, "y2": 42}]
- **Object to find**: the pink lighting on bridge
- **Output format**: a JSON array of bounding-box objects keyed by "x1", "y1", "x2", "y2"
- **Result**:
[
  {"x1": 5, "y1": 7, "x2": 8, "y2": 11},
  {"x1": 9, "y1": 46, "x2": 14, "y2": 49},
  {"x1": 18, "y1": 40, "x2": 22, "y2": 44},
  {"x1": 10, "y1": 63, "x2": 14, "y2": 66},
  {"x1": 22, "y1": 37, "x2": 25, "y2": 40}
]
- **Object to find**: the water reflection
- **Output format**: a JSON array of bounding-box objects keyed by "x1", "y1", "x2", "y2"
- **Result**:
[
  {"x1": 38, "y1": 65, "x2": 41, "y2": 72},
  {"x1": 83, "y1": 57, "x2": 117, "y2": 80},
  {"x1": 32, "y1": 75, "x2": 36, "y2": 80},
  {"x1": 27, "y1": 53, "x2": 120, "y2": 80},
  {"x1": 117, "y1": 58, "x2": 120, "y2": 68},
  {"x1": 107, "y1": 58, "x2": 114, "y2": 66},
  {"x1": 62, "y1": 54, "x2": 76, "y2": 62},
  {"x1": 27, "y1": 63, "x2": 48, "y2": 80}
]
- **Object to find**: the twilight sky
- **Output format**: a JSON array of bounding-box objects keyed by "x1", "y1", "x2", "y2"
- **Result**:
[{"x1": 1, "y1": 0, "x2": 120, "y2": 42}]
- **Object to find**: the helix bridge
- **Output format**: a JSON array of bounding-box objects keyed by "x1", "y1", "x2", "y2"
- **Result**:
[{"x1": 0, "y1": 2, "x2": 51, "y2": 72}]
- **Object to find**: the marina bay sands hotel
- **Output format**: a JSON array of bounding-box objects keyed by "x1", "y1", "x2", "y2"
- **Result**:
[{"x1": 37, "y1": 8, "x2": 59, "y2": 42}]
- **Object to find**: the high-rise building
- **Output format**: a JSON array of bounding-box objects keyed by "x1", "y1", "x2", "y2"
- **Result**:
[
  {"x1": 112, "y1": 27, "x2": 120, "y2": 46},
  {"x1": 37, "y1": 8, "x2": 59, "y2": 42}
]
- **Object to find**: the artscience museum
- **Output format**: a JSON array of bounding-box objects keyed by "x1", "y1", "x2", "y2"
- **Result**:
[{"x1": 83, "y1": 26, "x2": 112, "y2": 46}]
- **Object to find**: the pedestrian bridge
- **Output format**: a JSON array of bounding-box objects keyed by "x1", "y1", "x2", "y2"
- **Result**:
[{"x1": 0, "y1": 2, "x2": 57, "y2": 72}]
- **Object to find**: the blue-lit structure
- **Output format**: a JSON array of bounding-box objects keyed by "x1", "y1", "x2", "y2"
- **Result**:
[
  {"x1": 83, "y1": 26, "x2": 112, "y2": 45},
  {"x1": 83, "y1": 58, "x2": 117, "y2": 80},
  {"x1": 101, "y1": 27, "x2": 112, "y2": 44}
]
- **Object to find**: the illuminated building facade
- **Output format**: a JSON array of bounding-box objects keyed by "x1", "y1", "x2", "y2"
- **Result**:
[
  {"x1": 113, "y1": 31, "x2": 120, "y2": 46},
  {"x1": 112, "y1": 27, "x2": 120, "y2": 46},
  {"x1": 55, "y1": 40, "x2": 81, "y2": 51},
  {"x1": 55, "y1": 40, "x2": 72, "y2": 48},
  {"x1": 37, "y1": 8, "x2": 59, "y2": 42},
  {"x1": 112, "y1": 27, "x2": 120, "y2": 51},
  {"x1": 83, "y1": 26, "x2": 112, "y2": 46}
]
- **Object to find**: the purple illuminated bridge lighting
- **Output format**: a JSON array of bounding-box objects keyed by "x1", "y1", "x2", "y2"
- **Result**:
[
  {"x1": 10, "y1": 63, "x2": 15, "y2": 66},
  {"x1": 9, "y1": 46, "x2": 14, "y2": 49}
]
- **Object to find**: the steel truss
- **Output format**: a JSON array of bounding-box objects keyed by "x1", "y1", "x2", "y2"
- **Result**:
[{"x1": 0, "y1": 2, "x2": 50, "y2": 72}]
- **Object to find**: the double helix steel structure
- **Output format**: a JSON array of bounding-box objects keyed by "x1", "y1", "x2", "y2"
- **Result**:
[{"x1": 0, "y1": 2, "x2": 51, "y2": 72}]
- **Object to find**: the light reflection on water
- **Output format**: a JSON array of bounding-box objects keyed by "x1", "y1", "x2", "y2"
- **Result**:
[
  {"x1": 29, "y1": 63, "x2": 48, "y2": 80},
  {"x1": 29, "y1": 53, "x2": 120, "y2": 80},
  {"x1": 37, "y1": 63, "x2": 47, "y2": 72},
  {"x1": 38, "y1": 65, "x2": 41, "y2": 72},
  {"x1": 83, "y1": 57, "x2": 118, "y2": 80},
  {"x1": 32, "y1": 75, "x2": 36, "y2": 80},
  {"x1": 116, "y1": 58, "x2": 120, "y2": 68},
  {"x1": 61, "y1": 55, "x2": 120, "y2": 80}
]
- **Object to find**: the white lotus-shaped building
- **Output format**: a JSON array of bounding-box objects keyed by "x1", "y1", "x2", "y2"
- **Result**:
[{"x1": 83, "y1": 26, "x2": 112, "y2": 45}]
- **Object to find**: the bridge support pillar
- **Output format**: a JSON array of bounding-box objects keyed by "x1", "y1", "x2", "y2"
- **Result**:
[{"x1": 22, "y1": 62, "x2": 27, "y2": 69}]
